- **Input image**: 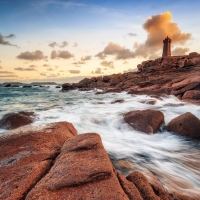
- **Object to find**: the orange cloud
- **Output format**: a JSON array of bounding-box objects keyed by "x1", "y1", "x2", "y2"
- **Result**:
[{"x1": 143, "y1": 11, "x2": 191, "y2": 47}]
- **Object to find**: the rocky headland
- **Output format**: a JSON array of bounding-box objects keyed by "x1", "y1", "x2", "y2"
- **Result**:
[{"x1": 62, "y1": 53, "x2": 200, "y2": 104}]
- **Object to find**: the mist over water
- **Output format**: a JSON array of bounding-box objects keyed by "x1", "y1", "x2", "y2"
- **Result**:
[{"x1": 0, "y1": 84, "x2": 200, "y2": 197}]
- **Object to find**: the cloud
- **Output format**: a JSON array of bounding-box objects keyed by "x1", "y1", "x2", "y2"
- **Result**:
[
  {"x1": 47, "y1": 68, "x2": 54, "y2": 71},
  {"x1": 128, "y1": 33, "x2": 137, "y2": 37},
  {"x1": 17, "y1": 50, "x2": 47, "y2": 60},
  {"x1": 0, "y1": 66, "x2": 2, "y2": 69},
  {"x1": 172, "y1": 47, "x2": 189, "y2": 56},
  {"x1": 0, "y1": 71, "x2": 14, "y2": 74},
  {"x1": 51, "y1": 50, "x2": 73, "y2": 59},
  {"x1": 14, "y1": 67, "x2": 37, "y2": 71},
  {"x1": 49, "y1": 42, "x2": 58, "y2": 48},
  {"x1": 60, "y1": 41, "x2": 68, "y2": 48},
  {"x1": 43, "y1": 64, "x2": 49, "y2": 67},
  {"x1": 97, "y1": 11, "x2": 191, "y2": 60},
  {"x1": 0, "y1": 75, "x2": 18, "y2": 77},
  {"x1": 100, "y1": 60, "x2": 114, "y2": 68},
  {"x1": 81, "y1": 55, "x2": 92, "y2": 61},
  {"x1": 73, "y1": 42, "x2": 78, "y2": 47},
  {"x1": 4, "y1": 34, "x2": 15, "y2": 38},
  {"x1": 0, "y1": 33, "x2": 18, "y2": 47},
  {"x1": 47, "y1": 73, "x2": 60, "y2": 77},
  {"x1": 92, "y1": 68, "x2": 103, "y2": 74},
  {"x1": 97, "y1": 42, "x2": 135, "y2": 60},
  {"x1": 95, "y1": 52, "x2": 106, "y2": 60},
  {"x1": 29, "y1": 65, "x2": 37, "y2": 68},
  {"x1": 49, "y1": 41, "x2": 68, "y2": 48},
  {"x1": 40, "y1": 73, "x2": 46, "y2": 76},
  {"x1": 68, "y1": 70, "x2": 80, "y2": 74},
  {"x1": 123, "y1": 61, "x2": 128, "y2": 64},
  {"x1": 72, "y1": 61, "x2": 85, "y2": 65},
  {"x1": 133, "y1": 11, "x2": 191, "y2": 58}
]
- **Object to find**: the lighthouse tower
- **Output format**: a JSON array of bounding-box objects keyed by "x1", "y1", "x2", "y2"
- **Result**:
[{"x1": 162, "y1": 36, "x2": 171, "y2": 57}]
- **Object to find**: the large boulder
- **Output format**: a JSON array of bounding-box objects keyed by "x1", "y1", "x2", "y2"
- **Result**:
[
  {"x1": 0, "y1": 122, "x2": 77, "y2": 200},
  {"x1": 26, "y1": 133, "x2": 129, "y2": 200},
  {"x1": 0, "y1": 112, "x2": 34, "y2": 130},
  {"x1": 167, "y1": 112, "x2": 200, "y2": 139},
  {"x1": 182, "y1": 90, "x2": 200, "y2": 100},
  {"x1": 124, "y1": 109, "x2": 164, "y2": 134}
]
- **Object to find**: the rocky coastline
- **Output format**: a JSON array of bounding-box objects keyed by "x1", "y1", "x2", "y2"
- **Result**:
[
  {"x1": 1, "y1": 53, "x2": 200, "y2": 199},
  {"x1": 1, "y1": 118, "x2": 199, "y2": 200},
  {"x1": 61, "y1": 53, "x2": 200, "y2": 104}
]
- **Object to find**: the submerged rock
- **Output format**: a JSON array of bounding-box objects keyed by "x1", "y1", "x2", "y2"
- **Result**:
[
  {"x1": 124, "y1": 109, "x2": 164, "y2": 134},
  {"x1": 167, "y1": 112, "x2": 200, "y2": 139},
  {"x1": 0, "y1": 122, "x2": 77, "y2": 200},
  {"x1": 0, "y1": 112, "x2": 35, "y2": 130}
]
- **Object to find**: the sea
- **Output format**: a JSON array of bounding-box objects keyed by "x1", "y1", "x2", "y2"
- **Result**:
[{"x1": 0, "y1": 84, "x2": 200, "y2": 197}]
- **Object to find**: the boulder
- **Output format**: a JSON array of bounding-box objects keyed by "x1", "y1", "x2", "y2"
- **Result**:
[
  {"x1": 111, "y1": 99, "x2": 125, "y2": 104},
  {"x1": 26, "y1": 133, "x2": 129, "y2": 200},
  {"x1": 4, "y1": 84, "x2": 11, "y2": 87},
  {"x1": 167, "y1": 112, "x2": 200, "y2": 139},
  {"x1": 139, "y1": 99, "x2": 157, "y2": 105},
  {"x1": 124, "y1": 109, "x2": 164, "y2": 134},
  {"x1": 55, "y1": 86, "x2": 61, "y2": 88},
  {"x1": 182, "y1": 90, "x2": 200, "y2": 100},
  {"x1": 105, "y1": 87, "x2": 122, "y2": 93},
  {"x1": 23, "y1": 85, "x2": 32, "y2": 88},
  {"x1": 61, "y1": 83, "x2": 73, "y2": 91},
  {"x1": 11, "y1": 85, "x2": 19, "y2": 87},
  {"x1": 0, "y1": 122, "x2": 77, "y2": 200},
  {"x1": 0, "y1": 112, "x2": 34, "y2": 130}
]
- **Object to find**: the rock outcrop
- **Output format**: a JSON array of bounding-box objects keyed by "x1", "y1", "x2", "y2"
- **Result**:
[
  {"x1": 61, "y1": 54, "x2": 200, "y2": 104},
  {"x1": 123, "y1": 109, "x2": 164, "y2": 134},
  {"x1": 26, "y1": 133, "x2": 129, "y2": 200},
  {"x1": 167, "y1": 112, "x2": 200, "y2": 139},
  {"x1": 0, "y1": 112, "x2": 35, "y2": 130},
  {"x1": 0, "y1": 121, "x2": 196, "y2": 199},
  {"x1": 0, "y1": 122, "x2": 77, "y2": 200}
]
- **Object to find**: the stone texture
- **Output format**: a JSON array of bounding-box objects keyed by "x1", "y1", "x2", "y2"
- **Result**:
[
  {"x1": 0, "y1": 112, "x2": 34, "y2": 130},
  {"x1": 26, "y1": 133, "x2": 129, "y2": 200},
  {"x1": 124, "y1": 109, "x2": 164, "y2": 134},
  {"x1": 182, "y1": 90, "x2": 200, "y2": 100},
  {"x1": 167, "y1": 112, "x2": 200, "y2": 139},
  {"x1": 0, "y1": 122, "x2": 77, "y2": 200},
  {"x1": 127, "y1": 171, "x2": 160, "y2": 200},
  {"x1": 117, "y1": 172, "x2": 143, "y2": 200}
]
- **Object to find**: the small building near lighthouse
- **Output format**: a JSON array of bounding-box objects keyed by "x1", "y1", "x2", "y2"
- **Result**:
[{"x1": 162, "y1": 36, "x2": 171, "y2": 57}]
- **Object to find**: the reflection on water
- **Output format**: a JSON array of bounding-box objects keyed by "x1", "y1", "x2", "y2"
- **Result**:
[{"x1": 0, "y1": 85, "x2": 200, "y2": 197}]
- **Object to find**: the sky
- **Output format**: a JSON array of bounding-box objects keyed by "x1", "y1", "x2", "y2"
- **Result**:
[{"x1": 0, "y1": 0, "x2": 200, "y2": 83}]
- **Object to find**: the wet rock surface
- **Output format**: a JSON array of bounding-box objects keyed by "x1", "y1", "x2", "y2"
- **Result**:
[
  {"x1": 124, "y1": 109, "x2": 164, "y2": 134},
  {"x1": 0, "y1": 112, "x2": 35, "y2": 130},
  {"x1": 167, "y1": 112, "x2": 200, "y2": 139}
]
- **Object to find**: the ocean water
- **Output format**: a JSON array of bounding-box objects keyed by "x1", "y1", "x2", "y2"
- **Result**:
[{"x1": 0, "y1": 84, "x2": 200, "y2": 197}]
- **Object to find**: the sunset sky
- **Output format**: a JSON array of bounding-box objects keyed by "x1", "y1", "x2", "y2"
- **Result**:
[{"x1": 0, "y1": 0, "x2": 200, "y2": 83}]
